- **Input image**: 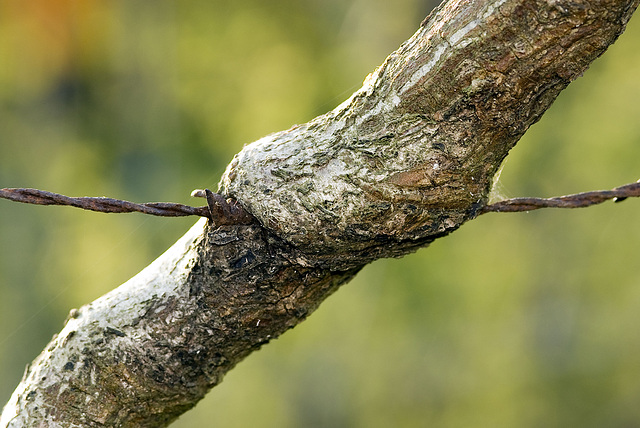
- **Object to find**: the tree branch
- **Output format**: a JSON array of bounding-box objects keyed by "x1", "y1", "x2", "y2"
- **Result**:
[
  {"x1": 2, "y1": 0, "x2": 638, "y2": 426},
  {"x1": 218, "y1": 0, "x2": 640, "y2": 266}
]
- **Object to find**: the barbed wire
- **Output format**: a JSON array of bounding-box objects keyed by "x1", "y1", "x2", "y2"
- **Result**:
[
  {"x1": 480, "y1": 180, "x2": 640, "y2": 214},
  {"x1": 0, "y1": 187, "x2": 210, "y2": 217},
  {"x1": 2, "y1": 180, "x2": 639, "y2": 223}
]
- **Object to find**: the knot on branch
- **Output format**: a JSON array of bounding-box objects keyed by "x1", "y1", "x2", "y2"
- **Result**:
[{"x1": 190, "y1": 189, "x2": 255, "y2": 226}]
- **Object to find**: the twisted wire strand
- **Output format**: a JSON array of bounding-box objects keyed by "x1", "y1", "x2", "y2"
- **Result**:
[
  {"x1": 481, "y1": 181, "x2": 640, "y2": 214},
  {"x1": 1, "y1": 181, "x2": 639, "y2": 220},
  {"x1": 0, "y1": 188, "x2": 210, "y2": 217}
]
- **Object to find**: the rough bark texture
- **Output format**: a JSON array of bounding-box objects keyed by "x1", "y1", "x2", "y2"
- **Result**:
[
  {"x1": 220, "y1": 0, "x2": 638, "y2": 267},
  {"x1": 2, "y1": 0, "x2": 638, "y2": 426}
]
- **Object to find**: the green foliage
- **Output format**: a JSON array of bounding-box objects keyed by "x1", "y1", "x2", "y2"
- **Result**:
[{"x1": 1, "y1": 1, "x2": 639, "y2": 426}]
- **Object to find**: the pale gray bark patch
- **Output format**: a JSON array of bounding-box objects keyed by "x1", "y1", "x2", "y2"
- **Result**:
[
  {"x1": 1, "y1": 219, "x2": 207, "y2": 427},
  {"x1": 1, "y1": 218, "x2": 360, "y2": 427}
]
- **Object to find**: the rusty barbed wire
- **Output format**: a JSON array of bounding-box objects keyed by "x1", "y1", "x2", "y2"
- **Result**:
[
  {"x1": 0, "y1": 187, "x2": 256, "y2": 226},
  {"x1": 1, "y1": 180, "x2": 639, "y2": 222},
  {"x1": 0, "y1": 187, "x2": 210, "y2": 217},
  {"x1": 480, "y1": 180, "x2": 640, "y2": 214}
]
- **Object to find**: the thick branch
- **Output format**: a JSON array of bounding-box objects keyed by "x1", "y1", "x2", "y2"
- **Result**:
[
  {"x1": 220, "y1": 0, "x2": 638, "y2": 266},
  {"x1": 2, "y1": 0, "x2": 638, "y2": 426}
]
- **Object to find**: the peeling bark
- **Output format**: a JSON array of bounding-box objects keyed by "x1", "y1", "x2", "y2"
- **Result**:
[{"x1": 2, "y1": 0, "x2": 638, "y2": 426}]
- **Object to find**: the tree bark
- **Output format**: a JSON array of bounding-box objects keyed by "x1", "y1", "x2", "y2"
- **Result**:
[{"x1": 2, "y1": 0, "x2": 638, "y2": 426}]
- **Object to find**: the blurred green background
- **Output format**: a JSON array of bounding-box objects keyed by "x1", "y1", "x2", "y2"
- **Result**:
[{"x1": 1, "y1": 0, "x2": 640, "y2": 426}]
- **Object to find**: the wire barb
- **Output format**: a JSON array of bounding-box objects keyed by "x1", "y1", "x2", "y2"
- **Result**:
[
  {"x1": 481, "y1": 180, "x2": 640, "y2": 214},
  {"x1": 190, "y1": 188, "x2": 255, "y2": 225}
]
